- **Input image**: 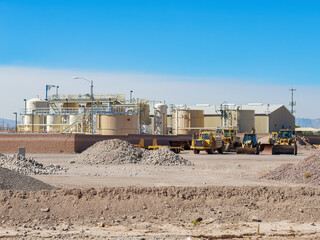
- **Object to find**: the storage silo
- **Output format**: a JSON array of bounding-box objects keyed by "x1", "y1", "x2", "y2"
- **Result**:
[
  {"x1": 24, "y1": 98, "x2": 49, "y2": 132},
  {"x1": 46, "y1": 115, "x2": 62, "y2": 132},
  {"x1": 154, "y1": 103, "x2": 168, "y2": 135},
  {"x1": 172, "y1": 109, "x2": 204, "y2": 135},
  {"x1": 96, "y1": 114, "x2": 139, "y2": 135}
]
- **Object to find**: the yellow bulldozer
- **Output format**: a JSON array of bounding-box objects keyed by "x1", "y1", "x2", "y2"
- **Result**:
[
  {"x1": 272, "y1": 129, "x2": 297, "y2": 155},
  {"x1": 222, "y1": 128, "x2": 241, "y2": 152},
  {"x1": 237, "y1": 129, "x2": 260, "y2": 154},
  {"x1": 191, "y1": 130, "x2": 224, "y2": 154}
]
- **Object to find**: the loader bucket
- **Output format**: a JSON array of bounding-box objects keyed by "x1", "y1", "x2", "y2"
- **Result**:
[
  {"x1": 236, "y1": 147, "x2": 257, "y2": 154},
  {"x1": 272, "y1": 145, "x2": 296, "y2": 155},
  {"x1": 260, "y1": 144, "x2": 273, "y2": 155}
]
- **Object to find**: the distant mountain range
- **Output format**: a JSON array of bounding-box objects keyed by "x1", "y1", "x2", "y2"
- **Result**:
[
  {"x1": 296, "y1": 118, "x2": 320, "y2": 129},
  {"x1": 0, "y1": 118, "x2": 19, "y2": 128}
]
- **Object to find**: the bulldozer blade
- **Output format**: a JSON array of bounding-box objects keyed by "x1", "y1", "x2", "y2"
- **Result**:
[
  {"x1": 272, "y1": 145, "x2": 295, "y2": 155},
  {"x1": 236, "y1": 147, "x2": 257, "y2": 154},
  {"x1": 260, "y1": 144, "x2": 273, "y2": 155}
]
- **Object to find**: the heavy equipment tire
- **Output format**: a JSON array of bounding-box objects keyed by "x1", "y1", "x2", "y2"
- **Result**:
[
  {"x1": 255, "y1": 146, "x2": 260, "y2": 155},
  {"x1": 294, "y1": 145, "x2": 298, "y2": 155},
  {"x1": 194, "y1": 149, "x2": 200, "y2": 154},
  {"x1": 218, "y1": 148, "x2": 223, "y2": 154}
]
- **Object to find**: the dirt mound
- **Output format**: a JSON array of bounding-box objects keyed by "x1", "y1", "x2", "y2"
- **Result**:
[
  {"x1": 259, "y1": 150, "x2": 320, "y2": 185},
  {"x1": 0, "y1": 167, "x2": 54, "y2": 191},
  {"x1": 76, "y1": 139, "x2": 193, "y2": 166},
  {"x1": 0, "y1": 154, "x2": 66, "y2": 175}
]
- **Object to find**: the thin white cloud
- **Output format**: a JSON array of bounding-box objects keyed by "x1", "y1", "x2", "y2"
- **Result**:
[{"x1": 0, "y1": 65, "x2": 318, "y2": 119}]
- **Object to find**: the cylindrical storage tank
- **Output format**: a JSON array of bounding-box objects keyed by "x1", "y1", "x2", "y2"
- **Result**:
[
  {"x1": 172, "y1": 109, "x2": 204, "y2": 135},
  {"x1": 47, "y1": 115, "x2": 62, "y2": 132},
  {"x1": 24, "y1": 98, "x2": 49, "y2": 132},
  {"x1": 140, "y1": 103, "x2": 150, "y2": 126},
  {"x1": 154, "y1": 103, "x2": 168, "y2": 135},
  {"x1": 26, "y1": 98, "x2": 49, "y2": 114},
  {"x1": 69, "y1": 115, "x2": 78, "y2": 132},
  {"x1": 96, "y1": 114, "x2": 138, "y2": 135}
]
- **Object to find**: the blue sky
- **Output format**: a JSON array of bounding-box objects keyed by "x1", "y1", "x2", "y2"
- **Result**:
[{"x1": 0, "y1": 1, "x2": 319, "y2": 119}]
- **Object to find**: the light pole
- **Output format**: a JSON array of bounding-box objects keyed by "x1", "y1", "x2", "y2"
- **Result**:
[
  {"x1": 24, "y1": 99, "x2": 27, "y2": 114},
  {"x1": 72, "y1": 77, "x2": 94, "y2": 134},
  {"x1": 13, "y1": 112, "x2": 17, "y2": 132}
]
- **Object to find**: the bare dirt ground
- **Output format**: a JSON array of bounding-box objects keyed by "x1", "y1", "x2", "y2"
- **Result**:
[
  {"x1": 31, "y1": 151, "x2": 309, "y2": 188},
  {"x1": 1, "y1": 149, "x2": 320, "y2": 239}
]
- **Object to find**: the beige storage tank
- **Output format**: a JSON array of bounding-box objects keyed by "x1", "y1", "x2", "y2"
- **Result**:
[
  {"x1": 96, "y1": 114, "x2": 139, "y2": 135},
  {"x1": 172, "y1": 109, "x2": 204, "y2": 135},
  {"x1": 46, "y1": 115, "x2": 62, "y2": 132},
  {"x1": 154, "y1": 103, "x2": 168, "y2": 135},
  {"x1": 140, "y1": 103, "x2": 150, "y2": 126},
  {"x1": 24, "y1": 98, "x2": 49, "y2": 132}
]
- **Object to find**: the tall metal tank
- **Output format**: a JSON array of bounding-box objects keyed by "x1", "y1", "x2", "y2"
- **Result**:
[
  {"x1": 24, "y1": 98, "x2": 49, "y2": 132},
  {"x1": 154, "y1": 103, "x2": 168, "y2": 135},
  {"x1": 96, "y1": 114, "x2": 139, "y2": 135},
  {"x1": 140, "y1": 103, "x2": 150, "y2": 126},
  {"x1": 47, "y1": 115, "x2": 62, "y2": 132},
  {"x1": 172, "y1": 109, "x2": 204, "y2": 135}
]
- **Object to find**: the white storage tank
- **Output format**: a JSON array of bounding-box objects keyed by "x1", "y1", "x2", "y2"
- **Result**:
[
  {"x1": 24, "y1": 98, "x2": 49, "y2": 132},
  {"x1": 47, "y1": 115, "x2": 62, "y2": 132},
  {"x1": 154, "y1": 103, "x2": 168, "y2": 135}
]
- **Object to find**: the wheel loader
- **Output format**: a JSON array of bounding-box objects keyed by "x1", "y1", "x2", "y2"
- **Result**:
[
  {"x1": 260, "y1": 132, "x2": 277, "y2": 154},
  {"x1": 191, "y1": 130, "x2": 224, "y2": 154},
  {"x1": 272, "y1": 129, "x2": 297, "y2": 155},
  {"x1": 236, "y1": 129, "x2": 260, "y2": 154},
  {"x1": 222, "y1": 128, "x2": 241, "y2": 152}
]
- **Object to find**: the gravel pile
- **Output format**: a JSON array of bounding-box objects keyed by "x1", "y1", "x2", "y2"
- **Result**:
[
  {"x1": 295, "y1": 135, "x2": 316, "y2": 151},
  {"x1": 76, "y1": 139, "x2": 193, "y2": 166},
  {"x1": 0, "y1": 154, "x2": 66, "y2": 175},
  {"x1": 260, "y1": 150, "x2": 320, "y2": 185},
  {"x1": 0, "y1": 167, "x2": 54, "y2": 191}
]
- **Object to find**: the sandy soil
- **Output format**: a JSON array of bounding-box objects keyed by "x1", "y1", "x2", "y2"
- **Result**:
[
  {"x1": 31, "y1": 151, "x2": 308, "y2": 188},
  {"x1": 2, "y1": 150, "x2": 320, "y2": 239}
]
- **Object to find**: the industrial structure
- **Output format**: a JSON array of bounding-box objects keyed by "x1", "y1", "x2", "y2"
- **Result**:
[
  {"x1": 18, "y1": 93, "x2": 150, "y2": 135},
  {"x1": 149, "y1": 103, "x2": 295, "y2": 134},
  {"x1": 17, "y1": 85, "x2": 294, "y2": 135}
]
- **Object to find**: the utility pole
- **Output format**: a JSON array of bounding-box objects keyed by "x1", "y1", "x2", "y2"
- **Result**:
[{"x1": 289, "y1": 88, "x2": 296, "y2": 114}]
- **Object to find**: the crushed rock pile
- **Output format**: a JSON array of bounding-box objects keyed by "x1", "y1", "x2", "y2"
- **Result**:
[
  {"x1": 259, "y1": 150, "x2": 320, "y2": 185},
  {"x1": 0, "y1": 167, "x2": 54, "y2": 191},
  {"x1": 295, "y1": 135, "x2": 316, "y2": 151},
  {"x1": 0, "y1": 154, "x2": 66, "y2": 175},
  {"x1": 76, "y1": 139, "x2": 193, "y2": 166}
]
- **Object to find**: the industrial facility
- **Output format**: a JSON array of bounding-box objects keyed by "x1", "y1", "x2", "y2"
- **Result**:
[{"x1": 17, "y1": 86, "x2": 294, "y2": 135}]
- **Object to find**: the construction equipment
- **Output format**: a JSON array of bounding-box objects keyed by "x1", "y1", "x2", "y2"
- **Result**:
[
  {"x1": 191, "y1": 130, "x2": 224, "y2": 154},
  {"x1": 147, "y1": 139, "x2": 184, "y2": 154},
  {"x1": 237, "y1": 129, "x2": 260, "y2": 154},
  {"x1": 222, "y1": 128, "x2": 241, "y2": 152},
  {"x1": 272, "y1": 129, "x2": 297, "y2": 155},
  {"x1": 134, "y1": 139, "x2": 146, "y2": 149},
  {"x1": 260, "y1": 132, "x2": 278, "y2": 154}
]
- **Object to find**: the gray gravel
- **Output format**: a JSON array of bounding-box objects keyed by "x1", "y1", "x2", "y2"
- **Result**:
[
  {"x1": 76, "y1": 139, "x2": 193, "y2": 166},
  {"x1": 0, "y1": 167, "x2": 54, "y2": 191},
  {"x1": 260, "y1": 150, "x2": 320, "y2": 185},
  {"x1": 0, "y1": 154, "x2": 66, "y2": 175}
]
